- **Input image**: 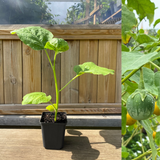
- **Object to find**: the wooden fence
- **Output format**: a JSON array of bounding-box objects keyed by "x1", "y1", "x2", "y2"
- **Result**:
[{"x1": 0, "y1": 25, "x2": 121, "y2": 115}]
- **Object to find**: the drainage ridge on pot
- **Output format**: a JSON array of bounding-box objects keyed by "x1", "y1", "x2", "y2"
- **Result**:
[{"x1": 40, "y1": 112, "x2": 67, "y2": 150}]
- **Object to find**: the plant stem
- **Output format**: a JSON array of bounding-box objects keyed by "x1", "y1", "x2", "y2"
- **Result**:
[
  {"x1": 155, "y1": 47, "x2": 160, "y2": 52},
  {"x1": 121, "y1": 68, "x2": 139, "y2": 84},
  {"x1": 138, "y1": 67, "x2": 145, "y2": 89},
  {"x1": 53, "y1": 52, "x2": 59, "y2": 122},
  {"x1": 44, "y1": 49, "x2": 54, "y2": 70},
  {"x1": 146, "y1": 154, "x2": 152, "y2": 160},
  {"x1": 59, "y1": 75, "x2": 80, "y2": 92},
  {"x1": 149, "y1": 61, "x2": 160, "y2": 71},
  {"x1": 140, "y1": 130, "x2": 147, "y2": 160},
  {"x1": 124, "y1": 126, "x2": 139, "y2": 147},
  {"x1": 133, "y1": 148, "x2": 160, "y2": 160},
  {"x1": 45, "y1": 49, "x2": 59, "y2": 121}
]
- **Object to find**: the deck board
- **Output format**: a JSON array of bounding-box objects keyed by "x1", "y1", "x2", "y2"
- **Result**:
[{"x1": 0, "y1": 129, "x2": 121, "y2": 160}]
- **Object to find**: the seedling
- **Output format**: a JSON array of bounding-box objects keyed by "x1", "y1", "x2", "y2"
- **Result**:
[{"x1": 11, "y1": 26, "x2": 114, "y2": 121}]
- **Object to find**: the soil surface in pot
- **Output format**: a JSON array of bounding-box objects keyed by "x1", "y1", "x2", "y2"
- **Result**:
[{"x1": 41, "y1": 112, "x2": 67, "y2": 123}]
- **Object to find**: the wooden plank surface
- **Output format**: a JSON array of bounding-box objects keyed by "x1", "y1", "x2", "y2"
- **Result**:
[
  {"x1": 0, "y1": 40, "x2": 4, "y2": 103},
  {"x1": 42, "y1": 50, "x2": 61, "y2": 103},
  {"x1": 115, "y1": 41, "x2": 121, "y2": 103},
  {"x1": 79, "y1": 40, "x2": 98, "y2": 103},
  {"x1": 61, "y1": 41, "x2": 79, "y2": 103},
  {"x1": 0, "y1": 129, "x2": 121, "y2": 160},
  {"x1": 3, "y1": 40, "x2": 22, "y2": 103},
  {"x1": 97, "y1": 40, "x2": 117, "y2": 103},
  {"x1": 23, "y1": 44, "x2": 41, "y2": 96}
]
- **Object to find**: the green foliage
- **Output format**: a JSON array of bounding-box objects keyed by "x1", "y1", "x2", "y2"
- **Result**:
[
  {"x1": 127, "y1": 0, "x2": 155, "y2": 25},
  {"x1": 45, "y1": 38, "x2": 69, "y2": 54},
  {"x1": 122, "y1": 51, "x2": 157, "y2": 75},
  {"x1": 46, "y1": 104, "x2": 57, "y2": 112},
  {"x1": 122, "y1": 0, "x2": 160, "y2": 159},
  {"x1": 154, "y1": 19, "x2": 160, "y2": 28},
  {"x1": 11, "y1": 26, "x2": 53, "y2": 50},
  {"x1": 74, "y1": 62, "x2": 114, "y2": 76},
  {"x1": 22, "y1": 92, "x2": 52, "y2": 105},
  {"x1": 122, "y1": 5, "x2": 137, "y2": 44},
  {"x1": 122, "y1": 105, "x2": 127, "y2": 135}
]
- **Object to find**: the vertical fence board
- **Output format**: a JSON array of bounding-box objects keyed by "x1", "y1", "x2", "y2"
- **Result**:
[
  {"x1": 115, "y1": 41, "x2": 121, "y2": 103},
  {"x1": 0, "y1": 40, "x2": 4, "y2": 103},
  {"x1": 79, "y1": 40, "x2": 98, "y2": 103},
  {"x1": 97, "y1": 40, "x2": 117, "y2": 103},
  {"x1": 23, "y1": 44, "x2": 41, "y2": 96},
  {"x1": 3, "y1": 40, "x2": 22, "y2": 103},
  {"x1": 42, "y1": 50, "x2": 61, "y2": 103},
  {"x1": 61, "y1": 41, "x2": 79, "y2": 103}
]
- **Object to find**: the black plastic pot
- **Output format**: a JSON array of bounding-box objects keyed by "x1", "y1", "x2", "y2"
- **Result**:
[{"x1": 40, "y1": 112, "x2": 67, "y2": 150}]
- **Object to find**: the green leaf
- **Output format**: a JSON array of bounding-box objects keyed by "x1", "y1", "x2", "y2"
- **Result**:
[
  {"x1": 155, "y1": 131, "x2": 160, "y2": 146},
  {"x1": 139, "y1": 29, "x2": 144, "y2": 33},
  {"x1": 45, "y1": 38, "x2": 69, "y2": 54},
  {"x1": 122, "y1": 105, "x2": 127, "y2": 135},
  {"x1": 22, "y1": 92, "x2": 52, "y2": 105},
  {"x1": 122, "y1": 5, "x2": 137, "y2": 44},
  {"x1": 140, "y1": 41, "x2": 160, "y2": 50},
  {"x1": 74, "y1": 62, "x2": 114, "y2": 76},
  {"x1": 140, "y1": 119, "x2": 157, "y2": 160},
  {"x1": 136, "y1": 33, "x2": 156, "y2": 44},
  {"x1": 157, "y1": 87, "x2": 160, "y2": 109},
  {"x1": 122, "y1": 146, "x2": 129, "y2": 158},
  {"x1": 127, "y1": 0, "x2": 155, "y2": 25},
  {"x1": 11, "y1": 26, "x2": 53, "y2": 50},
  {"x1": 46, "y1": 104, "x2": 56, "y2": 112},
  {"x1": 154, "y1": 19, "x2": 160, "y2": 28},
  {"x1": 122, "y1": 51, "x2": 157, "y2": 75},
  {"x1": 122, "y1": 44, "x2": 129, "y2": 52}
]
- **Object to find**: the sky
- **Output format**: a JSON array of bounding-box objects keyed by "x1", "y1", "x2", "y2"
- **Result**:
[{"x1": 139, "y1": 0, "x2": 160, "y2": 29}]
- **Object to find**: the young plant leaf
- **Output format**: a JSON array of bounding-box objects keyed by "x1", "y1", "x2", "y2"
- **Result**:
[
  {"x1": 44, "y1": 38, "x2": 69, "y2": 54},
  {"x1": 22, "y1": 92, "x2": 52, "y2": 105},
  {"x1": 122, "y1": 146, "x2": 129, "y2": 158},
  {"x1": 140, "y1": 119, "x2": 157, "y2": 160},
  {"x1": 11, "y1": 26, "x2": 53, "y2": 50},
  {"x1": 122, "y1": 51, "x2": 157, "y2": 75},
  {"x1": 46, "y1": 104, "x2": 56, "y2": 112},
  {"x1": 136, "y1": 33, "x2": 156, "y2": 44},
  {"x1": 73, "y1": 62, "x2": 114, "y2": 76}
]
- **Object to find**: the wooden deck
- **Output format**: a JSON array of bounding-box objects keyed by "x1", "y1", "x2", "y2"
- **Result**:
[{"x1": 0, "y1": 129, "x2": 121, "y2": 160}]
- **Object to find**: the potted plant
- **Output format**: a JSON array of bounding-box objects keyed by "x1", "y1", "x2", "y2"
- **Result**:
[{"x1": 11, "y1": 26, "x2": 114, "y2": 149}]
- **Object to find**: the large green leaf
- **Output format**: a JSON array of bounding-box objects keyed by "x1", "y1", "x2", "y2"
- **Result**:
[
  {"x1": 44, "y1": 38, "x2": 69, "y2": 54},
  {"x1": 122, "y1": 5, "x2": 137, "y2": 44},
  {"x1": 122, "y1": 51, "x2": 157, "y2": 75},
  {"x1": 22, "y1": 92, "x2": 51, "y2": 105},
  {"x1": 122, "y1": 105, "x2": 127, "y2": 135},
  {"x1": 127, "y1": 0, "x2": 155, "y2": 25},
  {"x1": 154, "y1": 18, "x2": 160, "y2": 28},
  {"x1": 140, "y1": 119, "x2": 157, "y2": 160},
  {"x1": 11, "y1": 26, "x2": 53, "y2": 50},
  {"x1": 74, "y1": 62, "x2": 114, "y2": 76}
]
